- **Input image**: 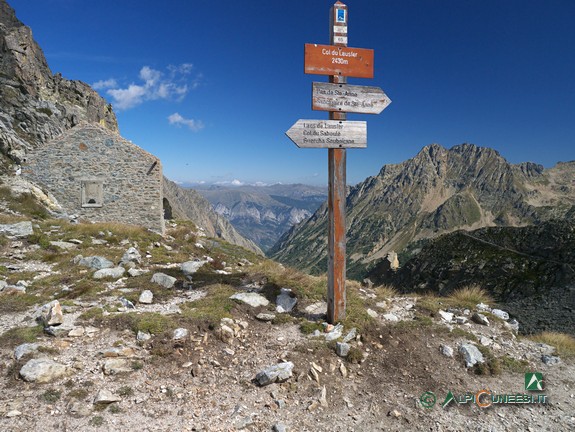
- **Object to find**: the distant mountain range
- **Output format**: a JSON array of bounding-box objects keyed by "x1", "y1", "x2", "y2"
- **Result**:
[
  {"x1": 194, "y1": 184, "x2": 327, "y2": 252},
  {"x1": 270, "y1": 143, "x2": 575, "y2": 278}
]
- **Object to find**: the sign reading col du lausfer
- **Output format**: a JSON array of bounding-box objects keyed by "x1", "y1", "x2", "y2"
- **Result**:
[
  {"x1": 304, "y1": 43, "x2": 374, "y2": 78},
  {"x1": 286, "y1": 120, "x2": 367, "y2": 149}
]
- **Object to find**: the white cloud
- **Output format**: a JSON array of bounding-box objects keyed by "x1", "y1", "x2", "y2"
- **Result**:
[
  {"x1": 168, "y1": 112, "x2": 205, "y2": 132},
  {"x1": 92, "y1": 78, "x2": 117, "y2": 90},
  {"x1": 214, "y1": 179, "x2": 245, "y2": 186},
  {"x1": 99, "y1": 64, "x2": 200, "y2": 111},
  {"x1": 107, "y1": 84, "x2": 147, "y2": 110}
]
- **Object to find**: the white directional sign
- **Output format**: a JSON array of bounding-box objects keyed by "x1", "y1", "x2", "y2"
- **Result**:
[
  {"x1": 312, "y1": 82, "x2": 391, "y2": 114},
  {"x1": 285, "y1": 120, "x2": 367, "y2": 148}
]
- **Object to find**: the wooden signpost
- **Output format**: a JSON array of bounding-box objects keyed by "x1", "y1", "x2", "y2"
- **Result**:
[
  {"x1": 304, "y1": 44, "x2": 374, "y2": 78},
  {"x1": 286, "y1": 1, "x2": 390, "y2": 324},
  {"x1": 286, "y1": 120, "x2": 367, "y2": 148},
  {"x1": 312, "y1": 83, "x2": 391, "y2": 114}
]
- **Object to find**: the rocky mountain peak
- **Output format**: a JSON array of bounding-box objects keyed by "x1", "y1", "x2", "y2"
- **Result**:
[
  {"x1": 271, "y1": 143, "x2": 575, "y2": 279},
  {"x1": 0, "y1": 0, "x2": 118, "y2": 163},
  {"x1": 0, "y1": 0, "x2": 52, "y2": 97}
]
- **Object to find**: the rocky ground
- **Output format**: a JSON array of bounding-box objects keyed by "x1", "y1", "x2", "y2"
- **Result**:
[{"x1": 0, "y1": 218, "x2": 574, "y2": 432}]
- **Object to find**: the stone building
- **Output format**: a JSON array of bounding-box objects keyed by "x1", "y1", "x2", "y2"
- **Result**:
[{"x1": 23, "y1": 122, "x2": 164, "y2": 234}]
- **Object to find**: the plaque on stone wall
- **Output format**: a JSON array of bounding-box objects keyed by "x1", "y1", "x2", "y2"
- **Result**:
[{"x1": 81, "y1": 180, "x2": 103, "y2": 208}]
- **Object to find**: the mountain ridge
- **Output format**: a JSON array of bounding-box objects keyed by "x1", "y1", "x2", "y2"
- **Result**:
[
  {"x1": 196, "y1": 184, "x2": 326, "y2": 252},
  {"x1": 270, "y1": 143, "x2": 575, "y2": 278}
]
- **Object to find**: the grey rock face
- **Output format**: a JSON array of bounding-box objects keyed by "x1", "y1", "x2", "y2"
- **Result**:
[
  {"x1": 440, "y1": 344, "x2": 454, "y2": 358},
  {"x1": 139, "y1": 290, "x2": 154, "y2": 304},
  {"x1": 93, "y1": 267, "x2": 125, "y2": 279},
  {"x1": 0, "y1": 221, "x2": 33, "y2": 237},
  {"x1": 276, "y1": 288, "x2": 297, "y2": 313},
  {"x1": 336, "y1": 342, "x2": 351, "y2": 357},
  {"x1": 459, "y1": 343, "x2": 484, "y2": 368},
  {"x1": 541, "y1": 355, "x2": 561, "y2": 366},
  {"x1": 491, "y1": 309, "x2": 510, "y2": 320},
  {"x1": 77, "y1": 256, "x2": 114, "y2": 270},
  {"x1": 14, "y1": 342, "x2": 40, "y2": 360},
  {"x1": 151, "y1": 272, "x2": 177, "y2": 288},
  {"x1": 103, "y1": 359, "x2": 131, "y2": 375},
  {"x1": 35, "y1": 300, "x2": 63, "y2": 326},
  {"x1": 0, "y1": 0, "x2": 118, "y2": 163},
  {"x1": 121, "y1": 247, "x2": 141, "y2": 264},
  {"x1": 19, "y1": 358, "x2": 69, "y2": 383},
  {"x1": 471, "y1": 312, "x2": 490, "y2": 326},
  {"x1": 230, "y1": 292, "x2": 270, "y2": 308},
  {"x1": 256, "y1": 313, "x2": 276, "y2": 322},
  {"x1": 181, "y1": 260, "x2": 206, "y2": 276},
  {"x1": 255, "y1": 362, "x2": 294, "y2": 386},
  {"x1": 94, "y1": 389, "x2": 121, "y2": 405},
  {"x1": 173, "y1": 328, "x2": 189, "y2": 341}
]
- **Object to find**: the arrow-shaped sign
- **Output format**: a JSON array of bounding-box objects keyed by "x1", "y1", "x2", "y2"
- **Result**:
[
  {"x1": 286, "y1": 120, "x2": 367, "y2": 149},
  {"x1": 312, "y1": 82, "x2": 391, "y2": 114}
]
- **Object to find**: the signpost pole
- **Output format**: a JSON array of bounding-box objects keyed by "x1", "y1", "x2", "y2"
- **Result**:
[{"x1": 327, "y1": 1, "x2": 348, "y2": 323}]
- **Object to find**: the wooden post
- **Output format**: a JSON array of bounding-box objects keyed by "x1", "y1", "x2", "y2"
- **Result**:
[{"x1": 327, "y1": 1, "x2": 348, "y2": 323}]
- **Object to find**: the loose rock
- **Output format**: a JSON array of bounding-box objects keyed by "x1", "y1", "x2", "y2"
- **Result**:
[
  {"x1": 19, "y1": 359, "x2": 70, "y2": 383},
  {"x1": 93, "y1": 267, "x2": 125, "y2": 279},
  {"x1": 230, "y1": 292, "x2": 270, "y2": 308},
  {"x1": 151, "y1": 272, "x2": 177, "y2": 288},
  {"x1": 255, "y1": 362, "x2": 294, "y2": 386},
  {"x1": 139, "y1": 290, "x2": 154, "y2": 304},
  {"x1": 459, "y1": 343, "x2": 484, "y2": 368},
  {"x1": 471, "y1": 312, "x2": 490, "y2": 326}
]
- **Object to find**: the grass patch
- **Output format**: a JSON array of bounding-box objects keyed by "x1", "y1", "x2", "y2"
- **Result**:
[
  {"x1": 180, "y1": 284, "x2": 236, "y2": 325},
  {"x1": 529, "y1": 332, "x2": 575, "y2": 358},
  {"x1": 1, "y1": 188, "x2": 49, "y2": 219},
  {"x1": 374, "y1": 284, "x2": 399, "y2": 299},
  {"x1": 450, "y1": 327, "x2": 478, "y2": 342},
  {"x1": 346, "y1": 346, "x2": 364, "y2": 364},
  {"x1": 117, "y1": 386, "x2": 134, "y2": 397},
  {"x1": 39, "y1": 388, "x2": 61, "y2": 403},
  {"x1": 272, "y1": 313, "x2": 294, "y2": 325},
  {"x1": 104, "y1": 312, "x2": 178, "y2": 336},
  {"x1": 68, "y1": 388, "x2": 90, "y2": 400},
  {"x1": 131, "y1": 360, "x2": 144, "y2": 370},
  {"x1": 415, "y1": 294, "x2": 444, "y2": 314},
  {"x1": 473, "y1": 345, "x2": 501, "y2": 376},
  {"x1": 78, "y1": 307, "x2": 104, "y2": 322},
  {"x1": 246, "y1": 260, "x2": 327, "y2": 303},
  {"x1": 89, "y1": 416, "x2": 105, "y2": 427},
  {"x1": 500, "y1": 355, "x2": 531, "y2": 373},
  {"x1": 341, "y1": 281, "x2": 376, "y2": 332},
  {"x1": 0, "y1": 291, "x2": 42, "y2": 313},
  {"x1": 448, "y1": 285, "x2": 493, "y2": 309},
  {"x1": 299, "y1": 320, "x2": 324, "y2": 335}
]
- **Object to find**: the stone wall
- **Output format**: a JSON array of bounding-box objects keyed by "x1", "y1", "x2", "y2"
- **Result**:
[{"x1": 22, "y1": 123, "x2": 164, "y2": 234}]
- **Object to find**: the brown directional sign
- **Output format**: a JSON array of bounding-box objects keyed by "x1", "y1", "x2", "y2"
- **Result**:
[
  {"x1": 304, "y1": 43, "x2": 374, "y2": 78},
  {"x1": 285, "y1": 119, "x2": 367, "y2": 148},
  {"x1": 312, "y1": 82, "x2": 391, "y2": 114}
]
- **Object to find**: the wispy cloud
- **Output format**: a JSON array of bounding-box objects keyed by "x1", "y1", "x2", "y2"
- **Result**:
[
  {"x1": 168, "y1": 113, "x2": 205, "y2": 132},
  {"x1": 215, "y1": 179, "x2": 244, "y2": 186},
  {"x1": 92, "y1": 78, "x2": 118, "y2": 90},
  {"x1": 98, "y1": 64, "x2": 200, "y2": 110}
]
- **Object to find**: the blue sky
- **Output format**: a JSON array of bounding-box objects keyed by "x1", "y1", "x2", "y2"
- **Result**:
[{"x1": 10, "y1": 0, "x2": 575, "y2": 186}]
